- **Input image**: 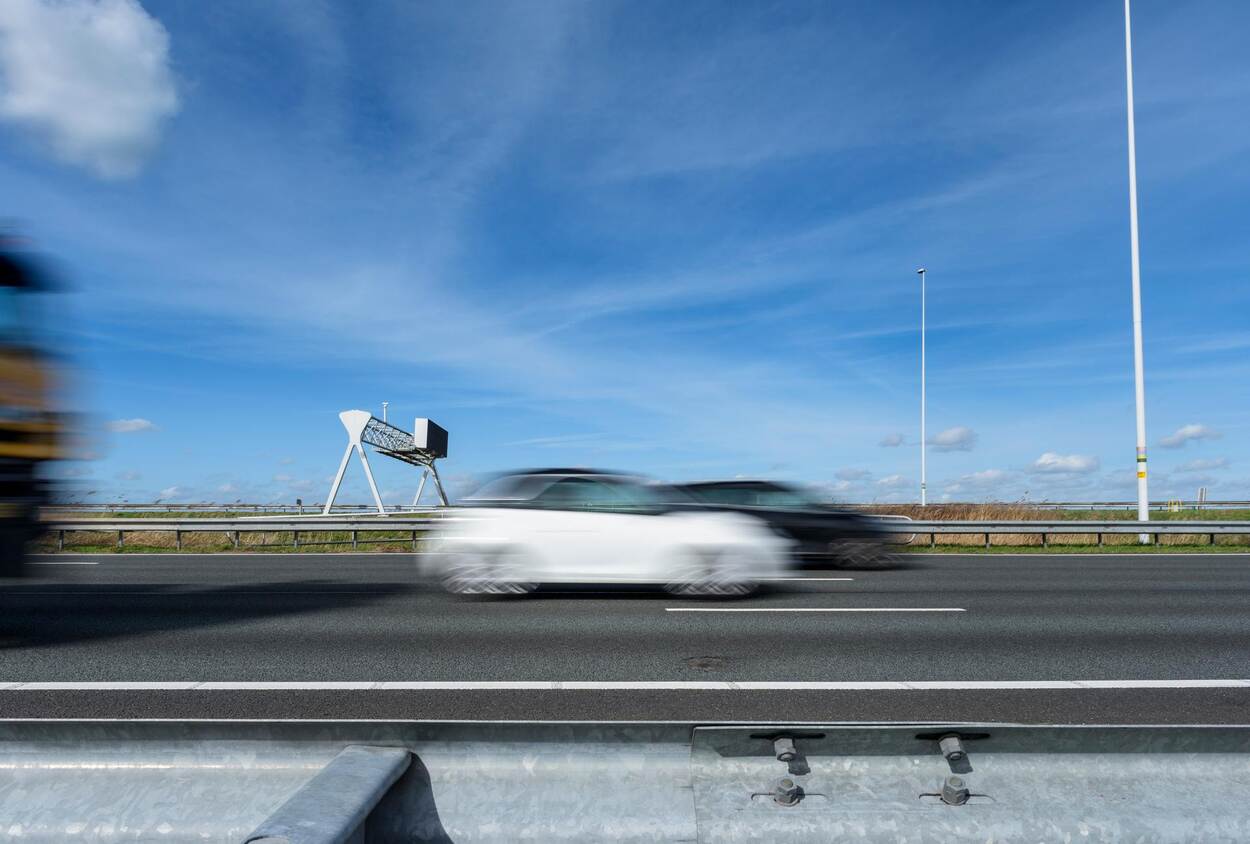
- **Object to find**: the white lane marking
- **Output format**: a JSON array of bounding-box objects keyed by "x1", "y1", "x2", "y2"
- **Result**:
[
  {"x1": 761, "y1": 577, "x2": 854, "y2": 581},
  {"x1": 30, "y1": 560, "x2": 99, "y2": 566},
  {"x1": 664, "y1": 607, "x2": 965, "y2": 613},
  {"x1": 2, "y1": 680, "x2": 1249, "y2": 691}
]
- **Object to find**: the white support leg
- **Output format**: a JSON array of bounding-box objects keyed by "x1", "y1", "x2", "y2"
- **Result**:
[
  {"x1": 322, "y1": 443, "x2": 355, "y2": 515},
  {"x1": 428, "y1": 461, "x2": 450, "y2": 506},
  {"x1": 356, "y1": 443, "x2": 387, "y2": 516},
  {"x1": 412, "y1": 470, "x2": 428, "y2": 507}
]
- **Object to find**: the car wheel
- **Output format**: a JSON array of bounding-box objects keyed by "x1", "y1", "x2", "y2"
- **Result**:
[
  {"x1": 834, "y1": 539, "x2": 894, "y2": 569},
  {"x1": 666, "y1": 549, "x2": 758, "y2": 598},
  {"x1": 441, "y1": 549, "x2": 537, "y2": 596}
]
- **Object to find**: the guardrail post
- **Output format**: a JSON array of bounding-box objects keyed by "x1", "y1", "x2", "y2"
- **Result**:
[
  {"x1": 175, "y1": 529, "x2": 182, "y2": 551},
  {"x1": 293, "y1": 530, "x2": 299, "y2": 550},
  {"x1": 1210, "y1": 533, "x2": 1216, "y2": 546},
  {"x1": 1097, "y1": 533, "x2": 1103, "y2": 547},
  {"x1": 351, "y1": 530, "x2": 358, "y2": 551},
  {"x1": 232, "y1": 530, "x2": 239, "y2": 549},
  {"x1": 1042, "y1": 533, "x2": 1048, "y2": 548},
  {"x1": 984, "y1": 533, "x2": 990, "y2": 549},
  {"x1": 929, "y1": 532, "x2": 935, "y2": 548},
  {"x1": 412, "y1": 530, "x2": 418, "y2": 551},
  {"x1": 57, "y1": 530, "x2": 64, "y2": 552},
  {"x1": 117, "y1": 530, "x2": 123, "y2": 550}
]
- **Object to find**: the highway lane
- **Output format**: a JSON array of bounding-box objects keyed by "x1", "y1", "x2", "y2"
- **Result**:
[{"x1": 3, "y1": 552, "x2": 1250, "y2": 722}]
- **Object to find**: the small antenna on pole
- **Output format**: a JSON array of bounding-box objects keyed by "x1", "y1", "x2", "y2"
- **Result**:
[{"x1": 382, "y1": 401, "x2": 389, "y2": 423}]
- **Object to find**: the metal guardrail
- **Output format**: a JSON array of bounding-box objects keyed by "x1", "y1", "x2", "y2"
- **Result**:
[
  {"x1": 44, "y1": 516, "x2": 443, "y2": 551},
  {"x1": 878, "y1": 519, "x2": 1250, "y2": 547},
  {"x1": 50, "y1": 499, "x2": 1250, "y2": 513},
  {"x1": 5, "y1": 720, "x2": 1250, "y2": 841},
  {"x1": 47, "y1": 503, "x2": 437, "y2": 514},
  {"x1": 39, "y1": 515, "x2": 1250, "y2": 550}
]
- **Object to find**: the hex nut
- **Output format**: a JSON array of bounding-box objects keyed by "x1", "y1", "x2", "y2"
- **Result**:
[
  {"x1": 939, "y1": 734, "x2": 966, "y2": 762},
  {"x1": 773, "y1": 777, "x2": 803, "y2": 806},
  {"x1": 941, "y1": 774, "x2": 970, "y2": 806}
]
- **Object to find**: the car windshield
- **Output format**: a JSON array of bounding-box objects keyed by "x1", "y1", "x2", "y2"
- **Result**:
[
  {"x1": 463, "y1": 473, "x2": 665, "y2": 512},
  {"x1": 462, "y1": 474, "x2": 559, "y2": 502}
]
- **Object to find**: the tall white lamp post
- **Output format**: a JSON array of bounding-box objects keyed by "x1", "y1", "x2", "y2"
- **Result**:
[
  {"x1": 917, "y1": 267, "x2": 927, "y2": 507},
  {"x1": 1124, "y1": 0, "x2": 1150, "y2": 541}
]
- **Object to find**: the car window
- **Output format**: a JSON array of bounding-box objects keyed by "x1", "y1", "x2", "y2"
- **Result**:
[
  {"x1": 462, "y1": 474, "x2": 557, "y2": 503},
  {"x1": 533, "y1": 477, "x2": 663, "y2": 513},
  {"x1": 689, "y1": 485, "x2": 814, "y2": 507}
]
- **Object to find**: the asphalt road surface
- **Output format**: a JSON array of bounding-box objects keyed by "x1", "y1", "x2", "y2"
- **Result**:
[{"x1": 4, "y1": 551, "x2": 1250, "y2": 723}]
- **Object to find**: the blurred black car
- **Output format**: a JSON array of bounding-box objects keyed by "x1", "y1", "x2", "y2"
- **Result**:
[{"x1": 668, "y1": 480, "x2": 894, "y2": 568}]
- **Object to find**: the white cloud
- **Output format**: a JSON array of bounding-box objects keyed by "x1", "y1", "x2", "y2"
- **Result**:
[
  {"x1": 107, "y1": 417, "x2": 157, "y2": 433},
  {"x1": 928, "y1": 426, "x2": 977, "y2": 452},
  {"x1": 216, "y1": 482, "x2": 238, "y2": 494},
  {"x1": 1031, "y1": 452, "x2": 1100, "y2": 474},
  {"x1": 1175, "y1": 457, "x2": 1229, "y2": 473},
  {"x1": 876, "y1": 473, "x2": 909, "y2": 489},
  {"x1": 1159, "y1": 423, "x2": 1221, "y2": 449},
  {"x1": 115, "y1": 470, "x2": 141, "y2": 480},
  {"x1": 156, "y1": 485, "x2": 180, "y2": 499},
  {"x1": 962, "y1": 468, "x2": 1010, "y2": 486},
  {"x1": 878, "y1": 433, "x2": 905, "y2": 447},
  {"x1": 273, "y1": 473, "x2": 293, "y2": 483},
  {"x1": 836, "y1": 468, "x2": 871, "y2": 481},
  {"x1": 0, "y1": 0, "x2": 178, "y2": 178}
]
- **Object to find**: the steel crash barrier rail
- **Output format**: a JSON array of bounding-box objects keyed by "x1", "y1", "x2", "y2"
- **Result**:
[
  {"x1": 49, "y1": 499, "x2": 1250, "y2": 512},
  {"x1": 38, "y1": 516, "x2": 1250, "y2": 551},
  {"x1": 4, "y1": 720, "x2": 1250, "y2": 841},
  {"x1": 43, "y1": 517, "x2": 446, "y2": 551},
  {"x1": 878, "y1": 519, "x2": 1250, "y2": 547}
]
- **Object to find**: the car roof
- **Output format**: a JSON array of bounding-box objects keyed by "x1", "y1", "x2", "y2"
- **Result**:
[{"x1": 676, "y1": 479, "x2": 801, "y2": 490}]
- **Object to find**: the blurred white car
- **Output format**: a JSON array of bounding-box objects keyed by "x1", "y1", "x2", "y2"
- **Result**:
[{"x1": 424, "y1": 470, "x2": 793, "y2": 596}]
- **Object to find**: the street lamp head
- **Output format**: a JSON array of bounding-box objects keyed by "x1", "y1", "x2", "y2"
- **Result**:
[{"x1": 916, "y1": 267, "x2": 926, "y2": 275}]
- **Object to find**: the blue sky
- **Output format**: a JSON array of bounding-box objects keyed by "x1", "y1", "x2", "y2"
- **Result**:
[{"x1": 1, "y1": 0, "x2": 1247, "y2": 504}]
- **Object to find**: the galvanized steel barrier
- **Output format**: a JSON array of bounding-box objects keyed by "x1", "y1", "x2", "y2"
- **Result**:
[
  {"x1": 39, "y1": 515, "x2": 1250, "y2": 551},
  {"x1": 879, "y1": 519, "x2": 1250, "y2": 547},
  {"x1": 4, "y1": 720, "x2": 1250, "y2": 841}
]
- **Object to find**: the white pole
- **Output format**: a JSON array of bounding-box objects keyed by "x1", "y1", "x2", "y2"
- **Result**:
[
  {"x1": 382, "y1": 401, "x2": 389, "y2": 424},
  {"x1": 1124, "y1": 0, "x2": 1150, "y2": 542},
  {"x1": 917, "y1": 267, "x2": 927, "y2": 507}
]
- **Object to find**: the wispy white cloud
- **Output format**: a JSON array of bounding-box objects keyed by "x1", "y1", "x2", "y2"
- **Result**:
[
  {"x1": 878, "y1": 433, "x2": 905, "y2": 448},
  {"x1": 1175, "y1": 457, "x2": 1229, "y2": 473},
  {"x1": 928, "y1": 426, "x2": 977, "y2": 453},
  {"x1": 0, "y1": 0, "x2": 178, "y2": 178},
  {"x1": 1159, "y1": 424, "x2": 1221, "y2": 449},
  {"x1": 107, "y1": 418, "x2": 157, "y2": 433},
  {"x1": 1031, "y1": 452, "x2": 1100, "y2": 475}
]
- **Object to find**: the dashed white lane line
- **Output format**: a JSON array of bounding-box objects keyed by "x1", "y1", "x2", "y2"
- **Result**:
[
  {"x1": 761, "y1": 577, "x2": 854, "y2": 582},
  {"x1": 29, "y1": 560, "x2": 99, "y2": 566},
  {"x1": 1, "y1": 680, "x2": 1247, "y2": 691},
  {"x1": 664, "y1": 607, "x2": 966, "y2": 613}
]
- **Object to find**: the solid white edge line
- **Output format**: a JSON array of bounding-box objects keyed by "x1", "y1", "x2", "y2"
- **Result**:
[
  {"x1": 4, "y1": 680, "x2": 1249, "y2": 691},
  {"x1": 664, "y1": 607, "x2": 966, "y2": 613},
  {"x1": 29, "y1": 561, "x2": 99, "y2": 565}
]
